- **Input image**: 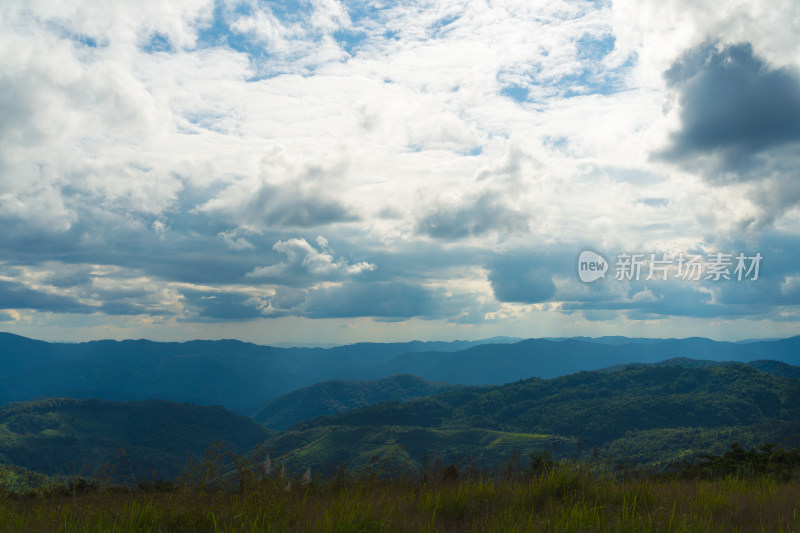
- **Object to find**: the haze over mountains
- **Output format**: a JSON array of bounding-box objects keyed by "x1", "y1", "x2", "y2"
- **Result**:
[
  {"x1": 4, "y1": 362, "x2": 796, "y2": 479},
  {"x1": 1, "y1": 331, "x2": 799, "y2": 480},
  {"x1": 2, "y1": 332, "x2": 799, "y2": 412}
]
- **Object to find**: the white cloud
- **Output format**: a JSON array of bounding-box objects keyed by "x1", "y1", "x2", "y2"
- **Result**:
[
  {"x1": 218, "y1": 229, "x2": 255, "y2": 251},
  {"x1": 0, "y1": 0, "x2": 798, "y2": 340},
  {"x1": 610, "y1": 0, "x2": 800, "y2": 87},
  {"x1": 247, "y1": 237, "x2": 376, "y2": 281}
]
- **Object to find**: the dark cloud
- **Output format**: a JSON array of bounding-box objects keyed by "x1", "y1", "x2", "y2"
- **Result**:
[
  {"x1": 269, "y1": 287, "x2": 306, "y2": 311},
  {"x1": 42, "y1": 270, "x2": 94, "y2": 289},
  {"x1": 207, "y1": 180, "x2": 358, "y2": 230},
  {"x1": 1, "y1": 188, "x2": 797, "y2": 324},
  {"x1": 89, "y1": 284, "x2": 179, "y2": 317},
  {"x1": 562, "y1": 282, "x2": 724, "y2": 318},
  {"x1": 0, "y1": 174, "x2": 360, "y2": 294},
  {"x1": 304, "y1": 282, "x2": 437, "y2": 319},
  {"x1": 561, "y1": 250, "x2": 800, "y2": 320},
  {"x1": 262, "y1": 191, "x2": 357, "y2": 228},
  {"x1": 180, "y1": 289, "x2": 265, "y2": 321},
  {"x1": 488, "y1": 256, "x2": 557, "y2": 304},
  {"x1": 657, "y1": 41, "x2": 800, "y2": 178},
  {"x1": 710, "y1": 249, "x2": 800, "y2": 307},
  {"x1": 348, "y1": 242, "x2": 492, "y2": 283},
  {"x1": 0, "y1": 280, "x2": 93, "y2": 314},
  {"x1": 482, "y1": 237, "x2": 800, "y2": 320},
  {"x1": 0, "y1": 204, "x2": 272, "y2": 288},
  {"x1": 416, "y1": 192, "x2": 528, "y2": 239},
  {"x1": 0, "y1": 216, "x2": 84, "y2": 260},
  {"x1": 581, "y1": 310, "x2": 619, "y2": 322}
]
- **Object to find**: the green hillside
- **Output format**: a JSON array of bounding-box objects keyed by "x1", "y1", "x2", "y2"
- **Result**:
[
  {"x1": 0, "y1": 463, "x2": 64, "y2": 495},
  {"x1": 267, "y1": 425, "x2": 574, "y2": 472},
  {"x1": 600, "y1": 357, "x2": 800, "y2": 379},
  {"x1": 267, "y1": 365, "x2": 800, "y2": 470},
  {"x1": 0, "y1": 398, "x2": 274, "y2": 480},
  {"x1": 748, "y1": 359, "x2": 800, "y2": 379},
  {"x1": 253, "y1": 374, "x2": 454, "y2": 430}
]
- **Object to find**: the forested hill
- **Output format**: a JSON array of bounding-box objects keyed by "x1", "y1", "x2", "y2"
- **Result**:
[
  {"x1": 600, "y1": 358, "x2": 800, "y2": 379},
  {"x1": 1, "y1": 363, "x2": 798, "y2": 479},
  {"x1": 253, "y1": 374, "x2": 455, "y2": 430},
  {"x1": 267, "y1": 364, "x2": 800, "y2": 469},
  {"x1": 0, "y1": 398, "x2": 273, "y2": 479}
]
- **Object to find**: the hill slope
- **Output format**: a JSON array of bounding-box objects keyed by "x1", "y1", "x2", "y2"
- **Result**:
[
  {"x1": 253, "y1": 375, "x2": 455, "y2": 430},
  {"x1": 0, "y1": 398, "x2": 273, "y2": 479},
  {"x1": 268, "y1": 365, "x2": 800, "y2": 469},
  {"x1": 599, "y1": 358, "x2": 800, "y2": 379}
]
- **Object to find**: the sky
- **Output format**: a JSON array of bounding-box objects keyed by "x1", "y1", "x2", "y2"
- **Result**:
[{"x1": 1, "y1": 0, "x2": 799, "y2": 344}]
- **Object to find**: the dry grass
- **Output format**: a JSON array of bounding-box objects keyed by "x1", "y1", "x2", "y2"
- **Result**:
[{"x1": 1, "y1": 464, "x2": 798, "y2": 532}]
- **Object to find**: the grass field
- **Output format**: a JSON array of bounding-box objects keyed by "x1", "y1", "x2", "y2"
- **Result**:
[{"x1": 1, "y1": 462, "x2": 798, "y2": 532}]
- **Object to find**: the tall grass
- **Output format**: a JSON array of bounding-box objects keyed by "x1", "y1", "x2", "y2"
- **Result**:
[{"x1": 1, "y1": 459, "x2": 798, "y2": 532}]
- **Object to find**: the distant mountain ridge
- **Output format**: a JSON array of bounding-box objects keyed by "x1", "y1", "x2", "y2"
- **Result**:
[
  {"x1": 0, "y1": 333, "x2": 511, "y2": 411},
  {"x1": 1, "y1": 332, "x2": 799, "y2": 412},
  {"x1": 361, "y1": 336, "x2": 800, "y2": 384}
]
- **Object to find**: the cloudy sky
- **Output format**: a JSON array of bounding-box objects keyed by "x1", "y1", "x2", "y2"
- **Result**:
[{"x1": 1, "y1": 0, "x2": 799, "y2": 344}]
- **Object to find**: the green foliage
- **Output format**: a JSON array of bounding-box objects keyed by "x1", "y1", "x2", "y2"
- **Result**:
[
  {"x1": 267, "y1": 425, "x2": 573, "y2": 472},
  {"x1": 1, "y1": 363, "x2": 798, "y2": 487},
  {"x1": 679, "y1": 442, "x2": 800, "y2": 480},
  {"x1": 0, "y1": 464, "x2": 65, "y2": 497},
  {"x1": 263, "y1": 365, "x2": 800, "y2": 471},
  {"x1": 253, "y1": 375, "x2": 454, "y2": 430},
  {"x1": 602, "y1": 421, "x2": 800, "y2": 465},
  {"x1": 289, "y1": 397, "x2": 457, "y2": 431},
  {"x1": 747, "y1": 359, "x2": 800, "y2": 379},
  {"x1": 0, "y1": 398, "x2": 273, "y2": 481}
]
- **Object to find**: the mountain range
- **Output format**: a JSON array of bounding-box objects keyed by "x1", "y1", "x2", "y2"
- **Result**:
[
  {"x1": 2, "y1": 332, "x2": 800, "y2": 480},
  {"x1": 2, "y1": 332, "x2": 799, "y2": 412},
  {"x1": 266, "y1": 363, "x2": 800, "y2": 470},
  {"x1": 0, "y1": 350, "x2": 798, "y2": 480}
]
